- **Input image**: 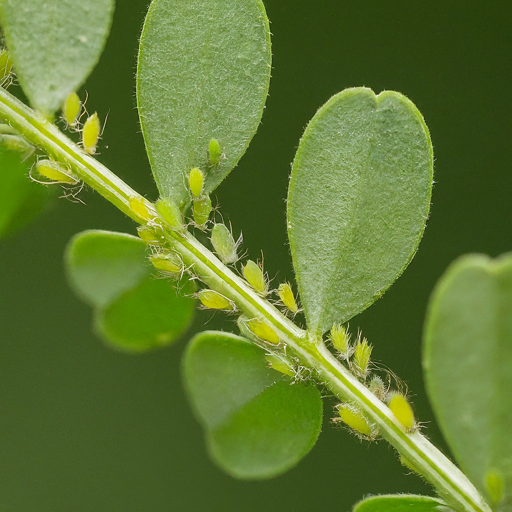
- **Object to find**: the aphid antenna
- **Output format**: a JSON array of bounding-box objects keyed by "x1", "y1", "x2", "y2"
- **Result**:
[
  {"x1": 100, "y1": 109, "x2": 110, "y2": 136},
  {"x1": 20, "y1": 145, "x2": 36, "y2": 163},
  {"x1": 59, "y1": 181, "x2": 87, "y2": 205},
  {"x1": 77, "y1": 90, "x2": 90, "y2": 123}
]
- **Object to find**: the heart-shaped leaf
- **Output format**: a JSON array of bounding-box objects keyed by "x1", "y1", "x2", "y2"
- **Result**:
[
  {"x1": 424, "y1": 254, "x2": 512, "y2": 508},
  {"x1": 66, "y1": 230, "x2": 196, "y2": 352},
  {"x1": 0, "y1": 0, "x2": 115, "y2": 116},
  {"x1": 353, "y1": 495, "x2": 446, "y2": 512},
  {"x1": 137, "y1": 0, "x2": 271, "y2": 207},
  {"x1": 182, "y1": 331, "x2": 322, "y2": 479},
  {"x1": 287, "y1": 87, "x2": 433, "y2": 333},
  {"x1": 0, "y1": 148, "x2": 48, "y2": 239}
]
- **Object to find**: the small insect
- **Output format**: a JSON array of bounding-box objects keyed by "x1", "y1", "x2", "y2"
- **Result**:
[
  {"x1": 82, "y1": 112, "x2": 101, "y2": 154},
  {"x1": 211, "y1": 223, "x2": 239, "y2": 264},
  {"x1": 1, "y1": 134, "x2": 35, "y2": 160},
  {"x1": 387, "y1": 392, "x2": 416, "y2": 432},
  {"x1": 197, "y1": 289, "x2": 235, "y2": 311},
  {"x1": 277, "y1": 282, "x2": 298, "y2": 314},
  {"x1": 351, "y1": 335, "x2": 372, "y2": 379},
  {"x1": 149, "y1": 253, "x2": 182, "y2": 274},
  {"x1": 330, "y1": 323, "x2": 352, "y2": 358},
  {"x1": 63, "y1": 91, "x2": 81, "y2": 126},
  {"x1": 137, "y1": 225, "x2": 162, "y2": 244},
  {"x1": 337, "y1": 403, "x2": 377, "y2": 439},
  {"x1": 246, "y1": 318, "x2": 280, "y2": 345},
  {"x1": 368, "y1": 375, "x2": 388, "y2": 402},
  {"x1": 188, "y1": 167, "x2": 204, "y2": 198},
  {"x1": 265, "y1": 354, "x2": 295, "y2": 377},
  {"x1": 242, "y1": 260, "x2": 267, "y2": 296},
  {"x1": 35, "y1": 159, "x2": 79, "y2": 185},
  {"x1": 485, "y1": 469, "x2": 504, "y2": 506},
  {"x1": 193, "y1": 195, "x2": 212, "y2": 227},
  {"x1": 0, "y1": 49, "x2": 13, "y2": 82},
  {"x1": 129, "y1": 197, "x2": 156, "y2": 223},
  {"x1": 155, "y1": 198, "x2": 183, "y2": 230},
  {"x1": 208, "y1": 138, "x2": 221, "y2": 167}
]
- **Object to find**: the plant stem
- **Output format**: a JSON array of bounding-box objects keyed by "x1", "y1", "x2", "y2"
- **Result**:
[{"x1": 0, "y1": 86, "x2": 491, "y2": 512}]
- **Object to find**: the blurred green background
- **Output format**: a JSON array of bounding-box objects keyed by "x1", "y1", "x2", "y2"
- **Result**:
[{"x1": 1, "y1": 1, "x2": 512, "y2": 510}]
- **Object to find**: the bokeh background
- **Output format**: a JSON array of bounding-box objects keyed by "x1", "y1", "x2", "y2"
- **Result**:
[{"x1": 1, "y1": 1, "x2": 512, "y2": 511}]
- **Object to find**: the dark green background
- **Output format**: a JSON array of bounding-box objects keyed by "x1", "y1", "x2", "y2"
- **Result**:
[{"x1": 1, "y1": 1, "x2": 511, "y2": 510}]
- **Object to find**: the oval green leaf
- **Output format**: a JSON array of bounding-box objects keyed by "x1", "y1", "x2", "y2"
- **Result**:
[
  {"x1": 137, "y1": 0, "x2": 271, "y2": 207},
  {"x1": 0, "y1": 148, "x2": 48, "y2": 239},
  {"x1": 182, "y1": 331, "x2": 322, "y2": 479},
  {"x1": 424, "y1": 253, "x2": 512, "y2": 508},
  {"x1": 287, "y1": 87, "x2": 433, "y2": 333},
  {"x1": 65, "y1": 229, "x2": 196, "y2": 352},
  {"x1": 95, "y1": 276, "x2": 196, "y2": 353},
  {"x1": 65, "y1": 230, "x2": 150, "y2": 308},
  {"x1": 0, "y1": 0, "x2": 115, "y2": 116},
  {"x1": 353, "y1": 495, "x2": 446, "y2": 512}
]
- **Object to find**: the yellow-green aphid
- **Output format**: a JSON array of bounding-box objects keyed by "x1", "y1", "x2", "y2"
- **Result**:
[
  {"x1": 278, "y1": 282, "x2": 298, "y2": 314},
  {"x1": 0, "y1": 124, "x2": 17, "y2": 135},
  {"x1": 388, "y1": 392, "x2": 416, "y2": 432},
  {"x1": 208, "y1": 138, "x2": 221, "y2": 167},
  {"x1": 193, "y1": 195, "x2": 212, "y2": 227},
  {"x1": 338, "y1": 404, "x2": 374, "y2": 438},
  {"x1": 198, "y1": 289, "x2": 234, "y2": 311},
  {"x1": 82, "y1": 112, "x2": 101, "y2": 154},
  {"x1": 0, "y1": 49, "x2": 13, "y2": 80},
  {"x1": 63, "y1": 92, "x2": 81, "y2": 126},
  {"x1": 36, "y1": 159, "x2": 78, "y2": 184},
  {"x1": 351, "y1": 336, "x2": 372, "y2": 379},
  {"x1": 211, "y1": 223, "x2": 238, "y2": 264},
  {"x1": 485, "y1": 469, "x2": 504, "y2": 506},
  {"x1": 243, "y1": 260, "x2": 267, "y2": 295},
  {"x1": 188, "y1": 167, "x2": 204, "y2": 198},
  {"x1": 369, "y1": 375, "x2": 387, "y2": 402},
  {"x1": 265, "y1": 354, "x2": 294, "y2": 377},
  {"x1": 0, "y1": 134, "x2": 34, "y2": 154},
  {"x1": 129, "y1": 197, "x2": 156, "y2": 223},
  {"x1": 246, "y1": 318, "x2": 280, "y2": 344},
  {"x1": 149, "y1": 253, "x2": 182, "y2": 274},
  {"x1": 330, "y1": 323, "x2": 351, "y2": 357},
  {"x1": 155, "y1": 198, "x2": 183, "y2": 230},
  {"x1": 137, "y1": 225, "x2": 162, "y2": 244}
]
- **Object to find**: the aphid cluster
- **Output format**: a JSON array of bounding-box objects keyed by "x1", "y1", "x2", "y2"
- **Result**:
[{"x1": 329, "y1": 323, "x2": 418, "y2": 439}]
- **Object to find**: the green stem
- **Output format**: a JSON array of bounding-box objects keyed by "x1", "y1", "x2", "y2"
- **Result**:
[{"x1": 0, "y1": 86, "x2": 491, "y2": 512}]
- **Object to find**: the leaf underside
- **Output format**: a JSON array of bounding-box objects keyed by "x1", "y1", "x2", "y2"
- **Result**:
[
  {"x1": 424, "y1": 253, "x2": 512, "y2": 508},
  {"x1": 0, "y1": 0, "x2": 115, "y2": 116},
  {"x1": 287, "y1": 87, "x2": 433, "y2": 333},
  {"x1": 65, "y1": 230, "x2": 195, "y2": 352},
  {"x1": 137, "y1": 0, "x2": 272, "y2": 207},
  {"x1": 182, "y1": 331, "x2": 323, "y2": 479}
]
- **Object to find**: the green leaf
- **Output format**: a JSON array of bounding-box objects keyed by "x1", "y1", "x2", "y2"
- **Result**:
[
  {"x1": 65, "y1": 230, "x2": 150, "y2": 308},
  {"x1": 182, "y1": 331, "x2": 322, "y2": 479},
  {"x1": 95, "y1": 276, "x2": 196, "y2": 353},
  {"x1": 424, "y1": 254, "x2": 512, "y2": 507},
  {"x1": 0, "y1": 0, "x2": 115, "y2": 116},
  {"x1": 65, "y1": 230, "x2": 196, "y2": 352},
  {"x1": 137, "y1": 0, "x2": 271, "y2": 207},
  {"x1": 353, "y1": 495, "x2": 446, "y2": 512},
  {"x1": 287, "y1": 87, "x2": 433, "y2": 333},
  {"x1": 0, "y1": 148, "x2": 48, "y2": 239}
]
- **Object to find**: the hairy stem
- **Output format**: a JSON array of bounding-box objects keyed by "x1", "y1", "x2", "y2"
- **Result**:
[{"x1": 0, "y1": 86, "x2": 491, "y2": 512}]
